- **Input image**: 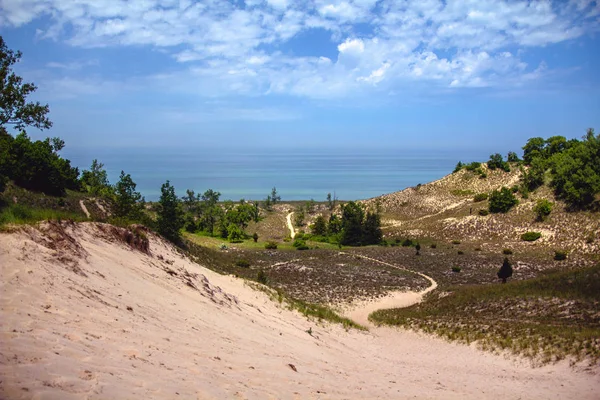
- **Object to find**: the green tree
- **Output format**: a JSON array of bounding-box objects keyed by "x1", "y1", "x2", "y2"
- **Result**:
[
  {"x1": 507, "y1": 151, "x2": 520, "y2": 163},
  {"x1": 362, "y1": 211, "x2": 382, "y2": 245},
  {"x1": 488, "y1": 187, "x2": 518, "y2": 213},
  {"x1": 157, "y1": 180, "x2": 184, "y2": 242},
  {"x1": 453, "y1": 161, "x2": 464, "y2": 173},
  {"x1": 227, "y1": 223, "x2": 244, "y2": 243},
  {"x1": 340, "y1": 201, "x2": 365, "y2": 246},
  {"x1": 311, "y1": 215, "x2": 327, "y2": 236},
  {"x1": 327, "y1": 214, "x2": 342, "y2": 235},
  {"x1": 487, "y1": 153, "x2": 510, "y2": 172},
  {"x1": 522, "y1": 137, "x2": 546, "y2": 165},
  {"x1": 4, "y1": 131, "x2": 79, "y2": 196},
  {"x1": 201, "y1": 189, "x2": 221, "y2": 235},
  {"x1": 549, "y1": 129, "x2": 600, "y2": 206},
  {"x1": 113, "y1": 171, "x2": 143, "y2": 220},
  {"x1": 294, "y1": 206, "x2": 305, "y2": 227},
  {"x1": 80, "y1": 159, "x2": 111, "y2": 196},
  {"x1": 0, "y1": 36, "x2": 52, "y2": 132},
  {"x1": 270, "y1": 187, "x2": 281, "y2": 205}
]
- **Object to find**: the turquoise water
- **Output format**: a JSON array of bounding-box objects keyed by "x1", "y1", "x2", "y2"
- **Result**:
[{"x1": 63, "y1": 146, "x2": 489, "y2": 201}]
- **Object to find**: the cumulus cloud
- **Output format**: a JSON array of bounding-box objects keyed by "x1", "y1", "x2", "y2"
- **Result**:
[{"x1": 3, "y1": 0, "x2": 598, "y2": 100}]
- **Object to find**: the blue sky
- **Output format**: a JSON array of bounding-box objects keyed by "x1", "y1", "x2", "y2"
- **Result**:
[{"x1": 1, "y1": 0, "x2": 599, "y2": 152}]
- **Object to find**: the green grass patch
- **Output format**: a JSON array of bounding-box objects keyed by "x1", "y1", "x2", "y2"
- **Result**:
[
  {"x1": 450, "y1": 189, "x2": 476, "y2": 196},
  {"x1": 370, "y1": 265, "x2": 600, "y2": 364},
  {"x1": 0, "y1": 203, "x2": 86, "y2": 228}
]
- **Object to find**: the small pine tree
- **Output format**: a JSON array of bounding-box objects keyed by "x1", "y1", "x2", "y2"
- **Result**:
[
  {"x1": 415, "y1": 243, "x2": 421, "y2": 255},
  {"x1": 311, "y1": 215, "x2": 327, "y2": 236},
  {"x1": 252, "y1": 232, "x2": 259, "y2": 242},
  {"x1": 497, "y1": 257, "x2": 513, "y2": 284}
]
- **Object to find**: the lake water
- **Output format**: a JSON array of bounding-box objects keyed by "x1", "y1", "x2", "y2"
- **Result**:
[{"x1": 63, "y1": 146, "x2": 489, "y2": 202}]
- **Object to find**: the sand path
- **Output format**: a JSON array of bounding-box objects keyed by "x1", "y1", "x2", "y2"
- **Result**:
[
  {"x1": 79, "y1": 200, "x2": 91, "y2": 219},
  {"x1": 339, "y1": 253, "x2": 437, "y2": 326},
  {"x1": 286, "y1": 211, "x2": 296, "y2": 239}
]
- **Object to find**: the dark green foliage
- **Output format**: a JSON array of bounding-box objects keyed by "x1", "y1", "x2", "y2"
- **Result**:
[
  {"x1": 0, "y1": 131, "x2": 79, "y2": 196},
  {"x1": 507, "y1": 151, "x2": 520, "y2": 163},
  {"x1": 489, "y1": 187, "x2": 518, "y2": 213},
  {"x1": 430, "y1": 243, "x2": 437, "y2": 249},
  {"x1": 457, "y1": 250, "x2": 464, "y2": 255},
  {"x1": 113, "y1": 171, "x2": 143, "y2": 220},
  {"x1": 548, "y1": 129, "x2": 600, "y2": 206},
  {"x1": 340, "y1": 201, "x2": 364, "y2": 245},
  {"x1": 521, "y1": 231, "x2": 541, "y2": 241},
  {"x1": 487, "y1": 153, "x2": 510, "y2": 172},
  {"x1": 451, "y1": 240, "x2": 461, "y2": 245},
  {"x1": 497, "y1": 257, "x2": 513, "y2": 283},
  {"x1": 327, "y1": 213, "x2": 342, "y2": 235},
  {"x1": 503, "y1": 249, "x2": 513, "y2": 255},
  {"x1": 156, "y1": 180, "x2": 184, "y2": 242},
  {"x1": 554, "y1": 250, "x2": 567, "y2": 261},
  {"x1": 270, "y1": 187, "x2": 281, "y2": 204},
  {"x1": 478, "y1": 209, "x2": 489, "y2": 216},
  {"x1": 453, "y1": 161, "x2": 464, "y2": 173},
  {"x1": 402, "y1": 238, "x2": 414, "y2": 247},
  {"x1": 264, "y1": 241, "x2": 278, "y2": 250},
  {"x1": 293, "y1": 207, "x2": 305, "y2": 227},
  {"x1": 533, "y1": 199, "x2": 553, "y2": 221},
  {"x1": 200, "y1": 189, "x2": 221, "y2": 236},
  {"x1": 464, "y1": 162, "x2": 481, "y2": 172},
  {"x1": 415, "y1": 243, "x2": 421, "y2": 255},
  {"x1": 473, "y1": 193, "x2": 488, "y2": 202},
  {"x1": 235, "y1": 259, "x2": 250, "y2": 268},
  {"x1": 310, "y1": 215, "x2": 327, "y2": 236},
  {"x1": 0, "y1": 37, "x2": 52, "y2": 132},
  {"x1": 522, "y1": 137, "x2": 546, "y2": 165},
  {"x1": 452, "y1": 266, "x2": 461, "y2": 273},
  {"x1": 252, "y1": 232, "x2": 259, "y2": 242},
  {"x1": 363, "y1": 211, "x2": 383, "y2": 245},
  {"x1": 521, "y1": 157, "x2": 546, "y2": 192}
]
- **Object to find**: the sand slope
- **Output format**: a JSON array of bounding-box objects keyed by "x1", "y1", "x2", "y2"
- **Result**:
[{"x1": 1, "y1": 222, "x2": 598, "y2": 399}]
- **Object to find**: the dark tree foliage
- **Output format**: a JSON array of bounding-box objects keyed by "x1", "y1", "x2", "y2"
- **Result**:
[
  {"x1": 0, "y1": 130, "x2": 79, "y2": 196},
  {"x1": 488, "y1": 187, "x2": 518, "y2": 213},
  {"x1": 0, "y1": 36, "x2": 52, "y2": 132},
  {"x1": 497, "y1": 257, "x2": 513, "y2": 283},
  {"x1": 522, "y1": 137, "x2": 546, "y2": 165},
  {"x1": 201, "y1": 189, "x2": 221, "y2": 236},
  {"x1": 453, "y1": 161, "x2": 464, "y2": 173},
  {"x1": 549, "y1": 129, "x2": 600, "y2": 206},
  {"x1": 311, "y1": 215, "x2": 327, "y2": 236},
  {"x1": 340, "y1": 201, "x2": 365, "y2": 245},
  {"x1": 339, "y1": 201, "x2": 382, "y2": 246},
  {"x1": 327, "y1": 213, "x2": 342, "y2": 235},
  {"x1": 157, "y1": 180, "x2": 184, "y2": 242},
  {"x1": 507, "y1": 151, "x2": 520, "y2": 163},
  {"x1": 113, "y1": 171, "x2": 143, "y2": 220},
  {"x1": 487, "y1": 153, "x2": 510, "y2": 172}
]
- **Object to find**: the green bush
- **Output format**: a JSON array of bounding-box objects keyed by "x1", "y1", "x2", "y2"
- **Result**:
[
  {"x1": 478, "y1": 209, "x2": 489, "y2": 216},
  {"x1": 489, "y1": 187, "x2": 519, "y2": 213},
  {"x1": 554, "y1": 250, "x2": 568, "y2": 261},
  {"x1": 452, "y1": 240, "x2": 461, "y2": 245},
  {"x1": 401, "y1": 238, "x2": 414, "y2": 247},
  {"x1": 465, "y1": 162, "x2": 481, "y2": 172},
  {"x1": 430, "y1": 243, "x2": 437, "y2": 249},
  {"x1": 457, "y1": 250, "x2": 464, "y2": 255},
  {"x1": 264, "y1": 241, "x2": 278, "y2": 250},
  {"x1": 452, "y1": 266, "x2": 461, "y2": 273},
  {"x1": 521, "y1": 231, "x2": 542, "y2": 241},
  {"x1": 503, "y1": 249, "x2": 513, "y2": 255},
  {"x1": 473, "y1": 193, "x2": 488, "y2": 202},
  {"x1": 235, "y1": 259, "x2": 250, "y2": 268},
  {"x1": 533, "y1": 199, "x2": 553, "y2": 221}
]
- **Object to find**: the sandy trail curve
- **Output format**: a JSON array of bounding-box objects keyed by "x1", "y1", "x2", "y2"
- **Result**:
[
  {"x1": 286, "y1": 211, "x2": 296, "y2": 239},
  {"x1": 340, "y1": 253, "x2": 437, "y2": 327},
  {"x1": 79, "y1": 200, "x2": 91, "y2": 219}
]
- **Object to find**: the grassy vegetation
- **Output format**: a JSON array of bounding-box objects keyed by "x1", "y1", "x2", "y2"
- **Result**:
[
  {"x1": 370, "y1": 265, "x2": 600, "y2": 365},
  {"x1": 246, "y1": 282, "x2": 366, "y2": 331},
  {"x1": 0, "y1": 203, "x2": 86, "y2": 228}
]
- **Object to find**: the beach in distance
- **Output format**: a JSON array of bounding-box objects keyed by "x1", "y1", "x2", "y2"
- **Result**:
[{"x1": 64, "y1": 146, "x2": 495, "y2": 201}]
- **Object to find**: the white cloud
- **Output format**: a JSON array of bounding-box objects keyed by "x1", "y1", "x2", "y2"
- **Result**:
[{"x1": 4, "y1": 0, "x2": 598, "y2": 100}]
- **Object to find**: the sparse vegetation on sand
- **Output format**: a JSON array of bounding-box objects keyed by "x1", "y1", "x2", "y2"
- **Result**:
[{"x1": 370, "y1": 265, "x2": 600, "y2": 365}]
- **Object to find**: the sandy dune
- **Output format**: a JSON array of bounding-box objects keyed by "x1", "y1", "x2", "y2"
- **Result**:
[{"x1": 1, "y1": 222, "x2": 598, "y2": 399}]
